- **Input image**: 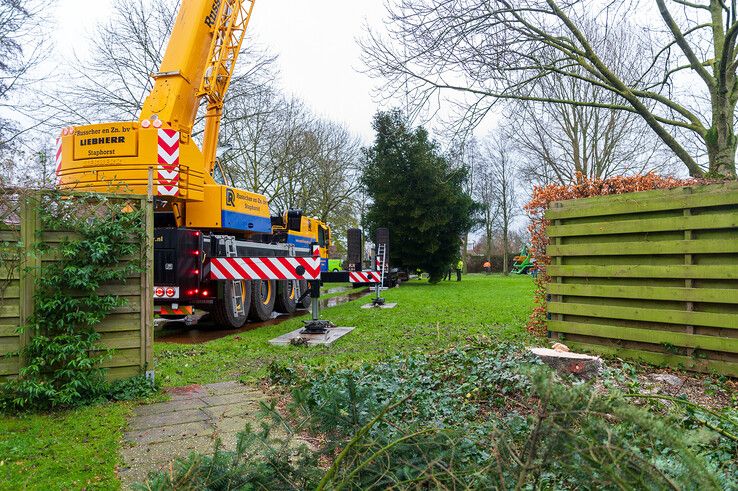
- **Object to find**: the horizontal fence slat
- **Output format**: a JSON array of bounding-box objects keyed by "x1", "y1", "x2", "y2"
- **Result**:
[
  {"x1": 548, "y1": 213, "x2": 738, "y2": 238},
  {"x1": 40, "y1": 231, "x2": 140, "y2": 244},
  {"x1": 0, "y1": 283, "x2": 20, "y2": 299},
  {"x1": 96, "y1": 313, "x2": 143, "y2": 332},
  {"x1": 0, "y1": 337, "x2": 20, "y2": 355},
  {"x1": 0, "y1": 230, "x2": 20, "y2": 241},
  {"x1": 547, "y1": 264, "x2": 738, "y2": 279},
  {"x1": 0, "y1": 268, "x2": 20, "y2": 280},
  {"x1": 0, "y1": 304, "x2": 20, "y2": 318},
  {"x1": 0, "y1": 324, "x2": 19, "y2": 336},
  {"x1": 107, "y1": 366, "x2": 143, "y2": 380},
  {"x1": 100, "y1": 330, "x2": 141, "y2": 350},
  {"x1": 0, "y1": 356, "x2": 19, "y2": 377},
  {"x1": 547, "y1": 283, "x2": 738, "y2": 304},
  {"x1": 547, "y1": 239, "x2": 738, "y2": 257},
  {"x1": 546, "y1": 186, "x2": 738, "y2": 220},
  {"x1": 566, "y1": 342, "x2": 738, "y2": 377},
  {"x1": 100, "y1": 348, "x2": 142, "y2": 369},
  {"x1": 548, "y1": 301, "x2": 737, "y2": 329},
  {"x1": 549, "y1": 321, "x2": 738, "y2": 354}
]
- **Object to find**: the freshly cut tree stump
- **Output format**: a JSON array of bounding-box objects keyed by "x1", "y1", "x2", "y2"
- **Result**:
[{"x1": 530, "y1": 347, "x2": 602, "y2": 379}]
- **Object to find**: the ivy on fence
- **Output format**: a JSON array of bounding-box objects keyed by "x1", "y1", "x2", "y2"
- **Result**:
[{"x1": 1, "y1": 191, "x2": 153, "y2": 411}]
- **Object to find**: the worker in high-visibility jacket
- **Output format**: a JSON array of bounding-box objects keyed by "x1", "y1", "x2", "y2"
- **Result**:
[{"x1": 456, "y1": 259, "x2": 464, "y2": 282}]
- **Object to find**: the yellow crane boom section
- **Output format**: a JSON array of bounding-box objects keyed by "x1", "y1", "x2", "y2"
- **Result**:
[
  {"x1": 57, "y1": 0, "x2": 271, "y2": 235},
  {"x1": 141, "y1": 0, "x2": 255, "y2": 174}
]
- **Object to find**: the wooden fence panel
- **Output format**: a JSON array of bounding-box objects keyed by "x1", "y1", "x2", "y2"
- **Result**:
[
  {"x1": 546, "y1": 182, "x2": 738, "y2": 377},
  {"x1": 0, "y1": 188, "x2": 154, "y2": 381}
]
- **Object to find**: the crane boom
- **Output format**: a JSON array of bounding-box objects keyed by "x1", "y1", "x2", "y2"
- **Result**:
[
  {"x1": 200, "y1": 0, "x2": 255, "y2": 175},
  {"x1": 140, "y1": 0, "x2": 255, "y2": 175}
]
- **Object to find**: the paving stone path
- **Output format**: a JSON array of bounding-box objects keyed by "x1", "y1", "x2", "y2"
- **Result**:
[{"x1": 119, "y1": 381, "x2": 270, "y2": 488}]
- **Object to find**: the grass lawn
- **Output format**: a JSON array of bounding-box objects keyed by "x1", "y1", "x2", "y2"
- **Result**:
[
  {"x1": 0, "y1": 403, "x2": 130, "y2": 490},
  {"x1": 0, "y1": 274, "x2": 534, "y2": 490},
  {"x1": 156, "y1": 274, "x2": 536, "y2": 386}
]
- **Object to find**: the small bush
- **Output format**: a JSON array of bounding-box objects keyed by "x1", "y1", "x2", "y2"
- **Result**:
[
  {"x1": 135, "y1": 424, "x2": 321, "y2": 491},
  {"x1": 107, "y1": 376, "x2": 158, "y2": 402},
  {"x1": 139, "y1": 342, "x2": 737, "y2": 490}
]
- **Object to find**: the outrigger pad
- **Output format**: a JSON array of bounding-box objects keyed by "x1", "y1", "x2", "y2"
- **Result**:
[
  {"x1": 301, "y1": 319, "x2": 336, "y2": 335},
  {"x1": 361, "y1": 303, "x2": 397, "y2": 309},
  {"x1": 268, "y1": 326, "x2": 355, "y2": 346}
]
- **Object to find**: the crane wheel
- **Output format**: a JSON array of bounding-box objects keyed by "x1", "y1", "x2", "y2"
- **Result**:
[
  {"x1": 274, "y1": 280, "x2": 298, "y2": 314},
  {"x1": 249, "y1": 279, "x2": 276, "y2": 322},
  {"x1": 211, "y1": 280, "x2": 251, "y2": 329}
]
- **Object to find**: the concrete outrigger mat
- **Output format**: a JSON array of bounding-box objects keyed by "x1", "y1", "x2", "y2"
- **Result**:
[
  {"x1": 361, "y1": 303, "x2": 398, "y2": 309},
  {"x1": 268, "y1": 327, "x2": 355, "y2": 346}
]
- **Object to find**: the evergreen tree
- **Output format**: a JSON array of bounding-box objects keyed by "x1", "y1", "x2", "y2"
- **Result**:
[{"x1": 362, "y1": 111, "x2": 476, "y2": 282}]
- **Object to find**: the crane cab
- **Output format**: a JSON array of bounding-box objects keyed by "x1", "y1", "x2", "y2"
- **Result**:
[{"x1": 272, "y1": 210, "x2": 332, "y2": 270}]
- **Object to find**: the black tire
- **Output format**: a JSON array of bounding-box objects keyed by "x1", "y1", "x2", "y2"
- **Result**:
[
  {"x1": 211, "y1": 280, "x2": 251, "y2": 329},
  {"x1": 298, "y1": 279, "x2": 311, "y2": 309},
  {"x1": 274, "y1": 280, "x2": 298, "y2": 314},
  {"x1": 249, "y1": 279, "x2": 276, "y2": 321}
]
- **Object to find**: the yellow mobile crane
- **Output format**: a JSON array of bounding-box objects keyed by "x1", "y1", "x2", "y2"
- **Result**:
[{"x1": 56, "y1": 0, "x2": 332, "y2": 327}]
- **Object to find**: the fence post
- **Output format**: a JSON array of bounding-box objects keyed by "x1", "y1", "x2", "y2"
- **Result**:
[
  {"x1": 683, "y1": 187, "x2": 695, "y2": 357},
  {"x1": 18, "y1": 190, "x2": 40, "y2": 369},
  {"x1": 141, "y1": 181, "x2": 155, "y2": 381}
]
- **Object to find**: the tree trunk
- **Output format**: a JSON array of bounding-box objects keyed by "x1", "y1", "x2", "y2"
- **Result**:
[
  {"x1": 462, "y1": 233, "x2": 468, "y2": 274},
  {"x1": 706, "y1": 94, "x2": 738, "y2": 177},
  {"x1": 502, "y1": 226, "x2": 509, "y2": 275}
]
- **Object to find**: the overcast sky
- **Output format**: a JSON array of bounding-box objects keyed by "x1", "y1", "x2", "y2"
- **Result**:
[{"x1": 54, "y1": 0, "x2": 389, "y2": 142}]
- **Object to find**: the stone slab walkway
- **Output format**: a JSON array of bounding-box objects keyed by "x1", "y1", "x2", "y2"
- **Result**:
[{"x1": 118, "y1": 381, "x2": 270, "y2": 489}]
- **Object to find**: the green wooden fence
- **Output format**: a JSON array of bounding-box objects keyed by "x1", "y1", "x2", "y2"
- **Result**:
[
  {"x1": 545, "y1": 182, "x2": 738, "y2": 377},
  {"x1": 0, "y1": 188, "x2": 154, "y2": 380}
]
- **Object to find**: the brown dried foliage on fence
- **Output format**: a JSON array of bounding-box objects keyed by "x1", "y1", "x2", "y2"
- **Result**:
[{"x1": 523, "y1": 173, "x2": 703, "y2": 336}]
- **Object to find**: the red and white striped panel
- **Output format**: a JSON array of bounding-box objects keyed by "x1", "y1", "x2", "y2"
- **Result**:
[
  {"x1": 55, "y1": 137, "x2": 63, "y2": 184},
  {"x1": 210, "y1": 257, "x2": 322, "y2": 281},
  {"x1": 349, "y1": 271, "x2": 382, "y2": 284},
  {"x1": 157, "y1": 129, "x2": 180, "y2": 197}
]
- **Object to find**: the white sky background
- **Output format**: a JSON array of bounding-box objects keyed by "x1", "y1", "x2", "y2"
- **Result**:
[{"x1": 53, "y1": 0, "x2": 392, "y2": 142}]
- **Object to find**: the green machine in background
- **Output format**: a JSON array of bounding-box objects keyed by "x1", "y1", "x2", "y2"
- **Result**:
[{"x1": 511, "y1": 245, "x2": 536, "y2": 275}]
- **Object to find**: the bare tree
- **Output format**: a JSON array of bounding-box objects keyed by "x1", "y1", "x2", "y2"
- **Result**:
[
  {"x1": 220, "y1": 81, "x2": 363, "y2": 242},
  {"x1": 474, "y1": 156, "x2": 496, "y2": 263},
  {"x1": 481, "y1": 136, "x2": 519, "y2": 275},
  {"x1": 507, "y1": 71, "x2": 676, "y2": 185},
  {"x1": 362, "y1": 0, "x2": 738, "y2": 178},
  {"x1": 0, "y1": 0, "x2": 53, "y2": 150},
  {"x1": 300, "y1": 120, "x2": 362, "y2": 222},
  {"x1": 220, "y1": 86, "x2": 309, "y2": 197},
  {"x1": 50, "y1": 0, "x2": 276, "y2": 127}
]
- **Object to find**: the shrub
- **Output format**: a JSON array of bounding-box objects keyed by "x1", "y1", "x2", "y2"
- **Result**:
[
  {"x1": 134, "y1": 424, "x2": 321, "y2": 491},
  {"x1": 141, "y1": 342, "x2": 736, "y2": 490},
  {"x1": 107, "y1": 376, "x2": 158, "y2": 402},
  {"x1": 0, "y1": 192, "x2": 152, "y2": 411}
]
